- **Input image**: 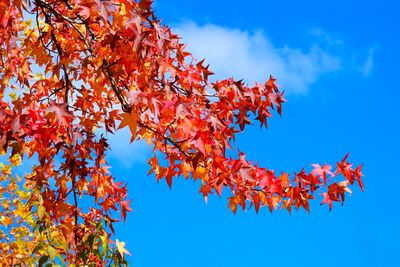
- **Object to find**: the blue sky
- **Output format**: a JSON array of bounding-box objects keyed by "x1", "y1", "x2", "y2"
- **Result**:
[{"x1": 107, "y1": 1, "x2": 400, "y2": 266}]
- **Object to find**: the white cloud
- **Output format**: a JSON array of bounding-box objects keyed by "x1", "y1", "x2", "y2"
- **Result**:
[
  {"x1": 106, "y1": 128, "x2": 150, "y2": 169},
  {"x1": 309, "y1": 28, "x2": 344, "y2": 46},
  {"x1": 174, "y1": 22, "x2": 343, "y2": 94},
  {"x1": 103, "y1": 23, "x2": 377, "y2": 167},
  {"x1": 359, "y1": 48, "x2": 375, "y2": 76}
]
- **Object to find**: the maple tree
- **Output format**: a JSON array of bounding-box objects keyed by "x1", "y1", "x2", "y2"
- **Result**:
[{"x1": 0, "y1": 0, "x2": 364, "y2": 265}]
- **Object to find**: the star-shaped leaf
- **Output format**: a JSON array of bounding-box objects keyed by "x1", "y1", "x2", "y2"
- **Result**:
[{"x1": 118, "y1": 110, "x2": 139, "y2": 142}]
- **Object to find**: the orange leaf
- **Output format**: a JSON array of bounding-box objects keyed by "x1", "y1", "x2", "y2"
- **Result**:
[{"x1": 118, "y1": 110, "x2": 139, "y2": 142}]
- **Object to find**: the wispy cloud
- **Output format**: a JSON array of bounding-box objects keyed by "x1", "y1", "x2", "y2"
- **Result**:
[
  {"x1": 106, "y1": 128, "x2": 150, "y2": 169},
  {"x1": 359, "y1": 47, "x2": 375, "y2": 76},
  {"x1": 309, "y1": 28, "x2": 344, "y2": 47},
  {"x1": 174, "y1": 22, "x2": 374, "y2": 94},
  {"x1": 104, "y1": 23, "x2": 377, "y2": 167}
]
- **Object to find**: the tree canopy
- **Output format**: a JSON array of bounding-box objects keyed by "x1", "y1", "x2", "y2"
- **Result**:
[{"x1": 0, "y1": 0, "x2": 364, "y2": 265}]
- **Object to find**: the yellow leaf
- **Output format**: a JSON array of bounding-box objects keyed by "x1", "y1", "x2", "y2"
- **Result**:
[
  {"x1": 1, "y1": 164, "x2": 11, "y2": 175},
  {"x1": 50, "y1": 230, "x2": 59, "y2": 240},
  {"x1": 22, "y1": 19, "x2": 32, "y2": 28},
  {"x1": 42, "y1": 23, "x2": 50, "y2": 33},
  {"x1": 9, "y1": 92, "x2": 17, "y2": 100},
  {"x1": 120, "y1": 3, "x2": 126, "y2": 15},
  {"x1": 116, "y1": 239, "x2": 131, "y2": 259},
  {"x1": 38, "y1": 205, "x2": 45, "y2": 218},
  {"x1": 100, "y1": 235, "x2": 108, "y2": 250},
  {"x1": 48, "y1": 246, "x2": 57, "y2": 260},
  {"x1": 15, "y1": 203, "x2": 29, "y2": 218}
]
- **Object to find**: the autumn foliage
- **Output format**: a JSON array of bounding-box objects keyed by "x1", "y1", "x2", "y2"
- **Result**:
[{"x1": 0, "y1": 0, "x2": 364, "y2": 265}]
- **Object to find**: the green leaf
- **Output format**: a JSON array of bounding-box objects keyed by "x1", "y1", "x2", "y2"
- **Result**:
[
  {"x1": 32, "y1": 242, "x2": 44, "y2": 254},
  {"x1": 88, "y1": 234, "x2": 96, "y2": 249},
  {"x1": 38, "y1": 255, "x2": 49, "y2": 267},
  {"x1": 48, "y1": 246, "x2": 57, "y2": 260}
]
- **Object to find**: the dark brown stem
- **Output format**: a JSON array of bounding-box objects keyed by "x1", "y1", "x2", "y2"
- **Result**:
[{"x1": 38, "y1": 1, "x2": 71, "y2": 103}]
